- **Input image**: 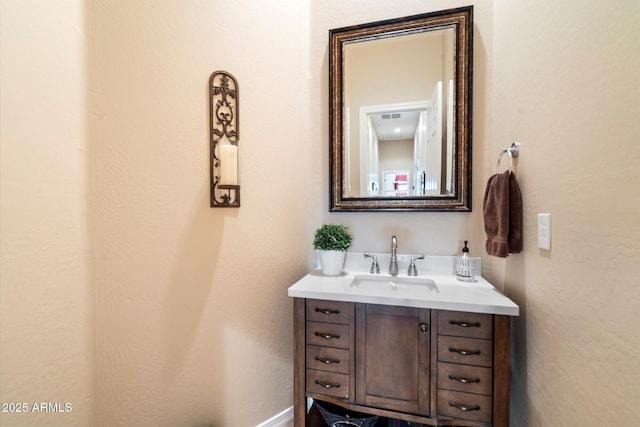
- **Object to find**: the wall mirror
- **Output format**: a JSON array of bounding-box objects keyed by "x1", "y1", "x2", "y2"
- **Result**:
[{"x1": 329, "y1": 6, "x2": 473, "y2": 211}]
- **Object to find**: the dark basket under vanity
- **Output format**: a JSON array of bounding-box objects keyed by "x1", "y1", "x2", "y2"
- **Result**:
[{"x1": 316, "y1": 401, "x2": 381, "y2": 427}]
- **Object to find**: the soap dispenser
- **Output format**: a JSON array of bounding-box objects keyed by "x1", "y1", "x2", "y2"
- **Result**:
[{"x1": 456, "y1": 240, "x2": 475, "y2": 282}]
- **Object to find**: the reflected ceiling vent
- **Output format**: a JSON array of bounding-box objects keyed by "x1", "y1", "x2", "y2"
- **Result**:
[
  {"x1": 381, "y1": 113, "x2": 402, "y2": 119},
  {"x1": 370, "y1": 109, "x2": 420, "y2": 141}
]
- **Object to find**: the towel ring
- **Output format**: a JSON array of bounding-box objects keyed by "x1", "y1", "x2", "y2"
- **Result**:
[{"x1": 496, "y1": 142, "x2": 520, "y2": 173}]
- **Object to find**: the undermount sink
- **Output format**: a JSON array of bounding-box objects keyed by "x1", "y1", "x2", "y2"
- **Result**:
[{"x1": 350, "y1": 274, "x2": 438, "y2": 293}]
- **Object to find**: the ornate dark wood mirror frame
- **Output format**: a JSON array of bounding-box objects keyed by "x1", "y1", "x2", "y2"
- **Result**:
[{"x1": 329, "y1": 7, "x2": 473, "y2": 211}]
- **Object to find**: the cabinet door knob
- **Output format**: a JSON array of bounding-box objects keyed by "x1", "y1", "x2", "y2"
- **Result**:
[{"x1": 419, "y1": 323, "x2": 429, "y2": 333}]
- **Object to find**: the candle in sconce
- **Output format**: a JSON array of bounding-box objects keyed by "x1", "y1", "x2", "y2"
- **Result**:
[{"x1": 219, "y1": 143, "x2": 238, "y2": 186}]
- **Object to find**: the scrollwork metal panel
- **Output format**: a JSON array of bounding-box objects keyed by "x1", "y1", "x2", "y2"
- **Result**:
[{"x1": 210, "y1": 70, "x2": 240, "y2": 207}]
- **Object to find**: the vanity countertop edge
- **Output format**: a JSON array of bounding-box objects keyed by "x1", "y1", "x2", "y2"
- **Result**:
[{"x1": 287, "y1": 254, "x2": 519, "y2": 316}]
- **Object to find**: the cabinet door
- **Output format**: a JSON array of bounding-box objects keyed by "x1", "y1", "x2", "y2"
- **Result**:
[{"x1": 355, "y1": 304, "x2": 430, "y2": 415}]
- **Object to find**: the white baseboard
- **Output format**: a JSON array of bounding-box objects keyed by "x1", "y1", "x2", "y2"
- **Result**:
[{"x1": 255, "y1": 406, "x2": 294, "y2": 427}]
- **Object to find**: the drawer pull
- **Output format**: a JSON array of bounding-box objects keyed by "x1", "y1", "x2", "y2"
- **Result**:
[
  {"x1": 315, "y1": 331, "x2": 341, "y2": 340},
  {"x1": 449, "y1": 346, "x2": 481, "y2": 356},
  {"x1": 315, "y1": 356, "x2": 340, "y2": 365},
  {"x1": 315, "y1": 307, "x2": 340, "y2": 315},
  {"x1": 419, "y1": 323, "x2": 429, "y2": 333},
  {"x1": 448, "y1": 374, "x2": 481, "y2": 384},
  {"x1": 315, "y1": 379, "x2": 341, "y2": 389},
  {"x1": 449, "y1": 401, "x2": 481, "y2": 412},
  {"x1": 449, "y1": 320, "x2": 481, "y2": 328}
]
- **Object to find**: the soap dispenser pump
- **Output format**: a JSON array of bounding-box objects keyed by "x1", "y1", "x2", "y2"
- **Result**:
[{"x1": 456, "y1": 240, "x2": 475, "y2": 282}]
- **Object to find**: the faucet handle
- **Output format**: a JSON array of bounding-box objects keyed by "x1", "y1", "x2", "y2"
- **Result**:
[
  {"x1": 407, "y1": 255, "x2": 425, "y2": 276},
  {"x1": 364, "y1": 253, "x2": 380, "y2": 274}
]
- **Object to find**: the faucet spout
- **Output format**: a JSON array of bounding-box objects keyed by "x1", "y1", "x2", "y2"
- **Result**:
[{"x1": 389, "y1": 235, "x2": 398, "y2": 276}]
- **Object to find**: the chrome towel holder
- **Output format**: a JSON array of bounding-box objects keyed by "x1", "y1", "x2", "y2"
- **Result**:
[{"x1": 496, "y1": 142, "x2": 520, "y2": 173}]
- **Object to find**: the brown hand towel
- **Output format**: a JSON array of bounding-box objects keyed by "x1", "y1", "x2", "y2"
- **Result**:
[
  {"x1": 507, "y1": 172, "x2": 523, "y2": 254},
  {"x1": 483, "y1": 170, "x2": 523, "y2": 257},
  {"x1": 483, "y1": 171, "x2": 511, "y2": 257}
]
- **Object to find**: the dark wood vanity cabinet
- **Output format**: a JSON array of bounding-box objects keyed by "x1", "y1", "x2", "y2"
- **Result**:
[
  {"x1": 294, "y1": 298, "x2": 512, "y2": 427},
  {"x1": 436, "y1": 310, "x2": 496, "y2": 424},
  {"x1": 303, "y1": 299, "x2": 355, "y2": 400},
  {"x1": 355, "y1": 304, "x2": 431, "y2": 416}
]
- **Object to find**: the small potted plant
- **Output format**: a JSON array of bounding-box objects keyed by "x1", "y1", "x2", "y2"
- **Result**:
[{"x1": 313, "y1": 223, "x2": 353, "y2": 276}]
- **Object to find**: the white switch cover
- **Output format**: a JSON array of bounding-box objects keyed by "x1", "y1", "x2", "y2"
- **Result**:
[{"x1": 537, "y1": 213, "x2": 551, "y2": 250}]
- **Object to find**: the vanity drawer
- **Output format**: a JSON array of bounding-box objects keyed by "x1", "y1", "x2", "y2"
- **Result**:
[
  {"x1": 438, "y1": 336, "x2": 493, "y2": 367},
  {"x1": 306, "y1": 321, "x2": 350, "y2": 349},
  {"x1": 438, "y1": 311, "x2": 493, "y2": 340},
  {"x1": 306, "y1": 345, "x2": 350, "y2": 374},
  {"x1": 437, "y1": 362, "x2": 492, "y2": 396},
  {"x1": 306, "y1": 299, "x2": 351, "y2": 324},
  {"x1": 306, "y1": 369, "x2": 349, "y2": 399},
  {"x1": 437, "y1": 389, "x2": 492, "y2": 423}
]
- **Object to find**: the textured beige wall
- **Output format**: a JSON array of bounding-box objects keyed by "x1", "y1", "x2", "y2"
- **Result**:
[
  {"x1": 491, "y1": 0, "x2": 640, "y2": 425},
  {"x1": 0, "y1": 0, "x2": 93, "y2": 426},
  {"x1": 88, "y1": 1, "x2": 313, "y2": 426},
  {"x1": 2, "y1": 0, "x2": 638, "y2": 426}
]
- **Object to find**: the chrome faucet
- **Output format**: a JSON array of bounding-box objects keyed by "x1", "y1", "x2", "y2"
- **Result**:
[
  {"x1": 389, "y1": 235, "x2": 398, "y2": 276},
  {"x1": 364, "y1": 253, "x2": 380, "y2": 274},
  {"x1": 407, "y1": 255, "x2": 425, "y2": 276}
]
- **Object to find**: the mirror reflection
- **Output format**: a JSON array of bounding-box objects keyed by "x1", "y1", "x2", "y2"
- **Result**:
[
  {"x1": 330, "y1": 7, "x2": 473, "y2": 211},
  {"x1": 343, "y1": 29, "x2": 455, "y2": 198}
]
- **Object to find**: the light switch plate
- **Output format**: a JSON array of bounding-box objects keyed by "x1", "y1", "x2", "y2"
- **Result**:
[{"x1": 537, "y1": 213, "x2": 551, "y2": 250}]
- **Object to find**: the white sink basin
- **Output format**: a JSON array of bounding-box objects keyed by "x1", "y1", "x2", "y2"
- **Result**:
[{"x1": 350, "y1": 274, "x2": 438, "y2": 293}]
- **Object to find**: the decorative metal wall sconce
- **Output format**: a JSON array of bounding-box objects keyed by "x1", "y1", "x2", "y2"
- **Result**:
[{"x1": 209, "y1": 70, "x2": 240, "y2": 207}]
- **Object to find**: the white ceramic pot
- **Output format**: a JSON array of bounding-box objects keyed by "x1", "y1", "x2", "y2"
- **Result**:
[{"x1": 319, "y1": 250, "x2": 346, "y2": 276}]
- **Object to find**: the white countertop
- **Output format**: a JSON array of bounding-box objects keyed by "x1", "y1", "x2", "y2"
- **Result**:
[{"x1": 287, "y1": 253, "x2": 519, "y2": 316}]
